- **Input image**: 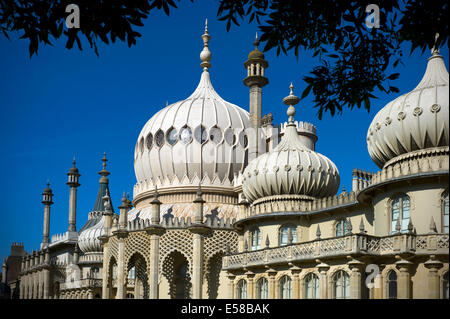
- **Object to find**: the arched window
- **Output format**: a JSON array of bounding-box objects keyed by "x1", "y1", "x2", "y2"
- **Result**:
[
  {"x1": 304, "y1": 273, "x2": 319, "y2": 299},
  {"x1": 443, "y1": 272, "x2": 449, "y2": 299},
  {"x1": 391, "y1": 195, "x2": 410, "y2": 234},
  {"x1": 280, "y1": 224, "x2": 297, "y2": 245},
  {"x1": 443, "y1": 191, "x2": 449, "y2": 233},
  {"x1": 335, "y1": 219, "x2": 350, "y2": 237},
  {"x1": 256, "y1": 278, "x2": 268, "y2": 299},
  {"x1": 250, "y1": 228, "x2": 261, "y2": 251},
  {"x1": 279, "y1": 275, "x2": 292, "y2": 299},
  {"x1": 333, "y1": 270, "x2": 350, "y2": 299},
  {"x1": 387, "y1": 270, "x2": 397, "y2": 299},
  {"x1": 237, "y1": 279, "x2": 247, "y2": 299}
]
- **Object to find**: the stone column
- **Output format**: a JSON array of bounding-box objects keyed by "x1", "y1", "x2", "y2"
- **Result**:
[
  {"x1": 317, "y1": 262, "x2": 330, "y2": 299},
  {"x1": 396, "y1": 259, "x2": 412, "y2": 299},
  {"x1": 290, "y1": 266, "x2": 302, "y2": 299},
  {"x1": 192, "y1": 233, "x2": 204, "y2": 299},
  {"x1": 189, "y1": 184, "x2": 210, "y2": 299},
  {"x1": 116, "y1": 236, "x2": 126, "y2": 299},
  {"x1": 348, "y1": 259, "x2": 364, "y2": 299},
  {"x1": 43, "y1": 269, "x2": 50, "y2": 299},
  {"x1": 115, "y1": 193, "x2": 132, "y2": 300},
  {"x1": 266, "y1": 269, "x2": 277, "y2": 299},
  {"x1": 245, "y1": 271, "x2": 255, "y2": 299},
  {"x1": 227, "y1": 274, "x2": 236, "y2": 299},
  {"x1": 41, "y1": 182, "x2": 54, "y2": 249},
  {"x1": 146, "y1": 188, "x2": 164, "y2": 299},
  {"x1": 101, "y1": 241, "x2": 110, "y2": 299},
  {"x1": 424, "y1": 256, "x2": 443, "y2": 299}
]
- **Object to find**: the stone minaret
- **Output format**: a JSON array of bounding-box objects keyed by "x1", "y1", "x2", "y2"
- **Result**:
[
  {"x1": 67, "y1": 158, "x2": 80, "y2": 232},
  {"x1": 41, "y1": 181, "x2": 54, "y2": 249},
  {"x1": 244, "y1": 33, "x2": 269, "y2": 161}
]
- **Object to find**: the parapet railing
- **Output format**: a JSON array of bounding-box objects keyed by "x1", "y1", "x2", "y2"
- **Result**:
[{"x1": 222, "y1": 232, "x2": 449, "y2": 270}]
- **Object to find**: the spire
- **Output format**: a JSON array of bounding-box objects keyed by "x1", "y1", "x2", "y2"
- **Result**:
[
  {"x1": 93, "y1": 154, "x2": 114, "y2": 212},
  {"x1": 283, "y1": 83, "x2": 300, "y2": 125},
  {"x1": 200, "y1": 18, "x2": 212, "y2": 70},
  {"x1": 414, "y1": 33, "x2": 449, "y2": 91},
  {"x1": 254, "y1": 32, "x2": 259, "y2": 49}
]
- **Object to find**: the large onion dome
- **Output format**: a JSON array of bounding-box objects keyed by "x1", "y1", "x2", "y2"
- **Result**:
[
  {"x1": 367, "y1": 48, "x2": 449, "y2": 168},
  {"x1": 134, "y1": 21, "x2": 249, "y2": 199},
  {"x1": 242, "y1": 84, "x2": 340, "y2": 202}
]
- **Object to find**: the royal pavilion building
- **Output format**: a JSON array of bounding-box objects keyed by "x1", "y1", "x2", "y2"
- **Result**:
[{"x1": 2, "y1": 22, "x2": 448, "y2": 300}]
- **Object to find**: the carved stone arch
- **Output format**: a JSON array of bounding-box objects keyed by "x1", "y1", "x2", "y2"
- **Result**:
[
  {"x1": 301, "y1": 270, "x2": 320, "y2": 299},
  {"x1": 161, "y1": 250, "x2": 192, "y2": 299},
  {"x1": 204, "y1": 251, "x2": 224, "y2": 299},
  {"x1": 328, "y1": 266, "x2": 351, "y2": 299},
  {"x1": 381, "y1": 265, "x2": 399, "y2": 299},
  {"x1": 127, "y1": 251, "x2": 149, "y2": 299}
]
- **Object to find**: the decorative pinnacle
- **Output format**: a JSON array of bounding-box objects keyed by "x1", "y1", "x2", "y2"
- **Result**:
[
  {"x1": 431, "y1": 33, "x2": 440, "y2": 56},
  {"x1": 254, "y1": 32, "x2": 259, "y2": 48},
  {"x1": 283, "y1": 82, "x2": 300, "y2": 124},
  {"x1": 200, "y1": 18, "x2": 212, "y2": 69},
  {"x1": 103, "y1": 188, "x2": 113, "y2": 213},
  {"x1": 151, "y1": 185, "x2": 161, "y2": 205},
  {"x1": 99, "y1": 152, "x2": 110, "y2": 182}
]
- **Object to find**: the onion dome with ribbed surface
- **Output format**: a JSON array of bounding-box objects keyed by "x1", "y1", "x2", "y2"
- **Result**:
[
  {"x1": 367, "y1": 47, "x2": 449, "y2": 168},
  {"x1": 242, "y1": 84, "x2": 340, "y2": 202},
  {"x1": 134, "y1": 21, "x2": 249, "y2": 198}
]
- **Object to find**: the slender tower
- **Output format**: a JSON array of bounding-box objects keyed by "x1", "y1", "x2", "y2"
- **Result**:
[
  {"x1": 67, "y1": 158, "x2": 81, "y2": 232},
  {"x1": 41, "y1": 181, "x2": 54, "y2": 249},
  {"x1": 244, "y1": 33, "x2": 269, "y2": 160}
]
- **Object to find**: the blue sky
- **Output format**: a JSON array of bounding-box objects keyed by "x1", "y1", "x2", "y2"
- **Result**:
[{"x1": 0, "y1": 1, "x2": 448, "y2": 261}]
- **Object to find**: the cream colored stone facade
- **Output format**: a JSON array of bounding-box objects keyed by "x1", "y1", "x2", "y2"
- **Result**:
[{"x1": 12, "y1": 25, "x2": 449, "y2": 300}]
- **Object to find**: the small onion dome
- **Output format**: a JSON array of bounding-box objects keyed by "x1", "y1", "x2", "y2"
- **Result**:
[
  {"x1": 68, "y1": 158, "x2": 79, "y2": 174},
  {"x1": 42, "y1": 181, "x2": 52, "y2": 195},
  {"x1": 242, "y1": 84, "x2": 340, "y2": 202},
  {"x1": 367, "y1": 48, "x2": 449, "y2": 168},
  {"x1": 77, "y1": 212, "x2": 105, "y2": 254},
  {"x1": 248, "y1": 33, "x2": 265, "y2": 60}
]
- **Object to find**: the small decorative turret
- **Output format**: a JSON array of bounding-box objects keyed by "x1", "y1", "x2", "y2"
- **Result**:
[
  {"x1": 67, "y1": 158, "x2": 81, "y2": 232},
  {"x1": 316, "y1": 225, "x2": 321, "y2": 239},
  {"x1": 265, "y1": 235, "x2": 270, "y2": 248},
  {"x1": 244, "y1": 32, "x2": 269, "y2": 160},
  {"x1": 41, "y1": 181, "x2": 53, "y2": 249},
  {"x1": 119, "y1": 191, "x2": 132, "y2": 229},
  {"x1": 346, "y1": 218, "x2": 353, "y2": 234}
]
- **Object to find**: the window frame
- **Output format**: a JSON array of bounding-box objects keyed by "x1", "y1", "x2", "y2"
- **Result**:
[
  {"x1": 237, "y1": 279, "x2": 247, "y2": 299},
  {"x1": 304, "y1": 272, "x2": 320, "y2": 299},
  {"x1": 279, "y1": 275, "x2": 292, "y2": 299},
  {"x1": 332, "y1": 270, "x2": 350, "y2": 299},
  {"x1": 279, "y1": 224, "x2": 297, "y2": 246},
  {"x1": 256, "y1": 277, "x2": 268, "y2": 299},
  {"x1": 389, "y1": 194, "x2": 411, "y2": 234}
]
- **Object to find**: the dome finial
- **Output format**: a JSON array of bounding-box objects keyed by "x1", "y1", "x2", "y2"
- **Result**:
[
  {"x1": 283, "y1": 82, "x2": 300, "y2": 125},
  {"x1": 200, "y1": 18, "x2": 212, "y2": 70},
  {"x1": 254, "y1": 32, "x2": 259, "y2": 48},
  {"x1": 431, "y1": 33, "x2": 440, "y2": 56},
  {"x1": 98, "y1": 152, "x2": 110, "y2": 181}
]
